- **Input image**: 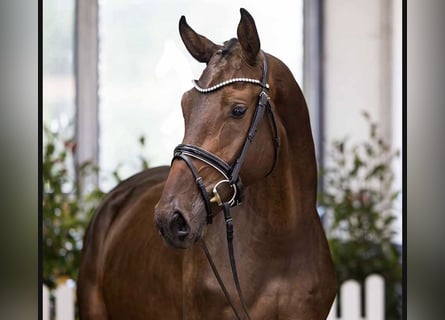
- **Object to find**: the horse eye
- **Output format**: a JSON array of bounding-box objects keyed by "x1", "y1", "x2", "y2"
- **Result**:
[{"x1": 231, "y1": 105, "x2": 247, "y2": 118}]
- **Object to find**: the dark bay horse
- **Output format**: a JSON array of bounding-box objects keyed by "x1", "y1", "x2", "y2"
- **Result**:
[{"x1": 78, "y1": 9, "x2": 336, "y2": 319}]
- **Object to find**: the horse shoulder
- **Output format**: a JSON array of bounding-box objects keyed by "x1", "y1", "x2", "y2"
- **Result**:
[
  {"x1": 276, "y1": 222, "x2": 336, "y2": 319},
  {"x1": 78, "y1": 166, "x2": 184, "y2": 319}
]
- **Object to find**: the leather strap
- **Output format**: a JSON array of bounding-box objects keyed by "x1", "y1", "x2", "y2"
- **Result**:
[
  {"x1": 173, "y1": 153, "x2": 214, "y2": 224},
  {"x1": 201, "y1": 240, "x2": 243, "y2": 320},
  {"x1": 200, "y1": 202, "x2": 251, "y2": 320},
  {"x1": 223, "y1": 203, "x2": 251, "y2": 320},
  {"x1": 175, "y1": 144, "x2": 232, "y2": 176},
  {"x1": 230, "y1": 90, "x2": 269, "y2": 185},
  {"x1": 265, "y1": 101, "x2": 280, "y2": 176}
]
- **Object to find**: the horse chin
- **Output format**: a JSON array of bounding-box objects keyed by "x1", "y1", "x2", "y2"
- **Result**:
[
  {"x1": 164, "y1": 236, "x2": 193, "y2": 249},
  {"x1": 163, "y1": 230, "x2": 203, "y2": 249}
]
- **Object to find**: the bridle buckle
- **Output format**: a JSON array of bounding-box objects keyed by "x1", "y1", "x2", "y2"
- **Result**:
[{"x1": 209, "y1": 179, "x2": 237, "y2": 207}]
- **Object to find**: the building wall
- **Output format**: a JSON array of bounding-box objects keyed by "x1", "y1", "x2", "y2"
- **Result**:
[{"x1": 324, "y1": 0, "x2": 395, "y2": 144}]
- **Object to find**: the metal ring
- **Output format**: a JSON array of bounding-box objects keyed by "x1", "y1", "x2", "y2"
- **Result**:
[{"x1": 210, "y1": 179, "x2": 237, "y2": 207}]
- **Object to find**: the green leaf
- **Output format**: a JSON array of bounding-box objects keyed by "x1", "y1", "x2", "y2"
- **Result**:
[
  {"x1": 366, "y1": 163, "x2": 387, "y2": 180},
  {"x1": 390, "y1": 191, "x2": 400, "y2": 201},
  {"x1": 350, "y1": 154, "x2": 364, "y2": 176},
  {"x1": 141, "y1": 158, "x2": 149, "y2": 170},
  {"x1": 139, "y1": 135, "x2": 145, "y2": 146},
  {"x1": 46, "y1": 143, "x2": 55, "y2": 156}
]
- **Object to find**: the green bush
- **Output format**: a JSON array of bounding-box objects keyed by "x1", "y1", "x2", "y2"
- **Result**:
[
  {"x1": 318, "y1": 112, "x2": 402, "y2": 319},
  {"x1": 42, "y1": 127, "x2": 103, "y2": 288},
  {"x1": 42, "y1": 125, "x2": 149, "y2": 288}
]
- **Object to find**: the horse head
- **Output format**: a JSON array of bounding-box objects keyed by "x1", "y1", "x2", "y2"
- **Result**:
[{"x1": 154, "y1": 9, "x2": 280, "y2": 249}]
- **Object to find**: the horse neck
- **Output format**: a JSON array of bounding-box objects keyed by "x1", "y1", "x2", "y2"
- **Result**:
[
  {"x1": 241, "y1": 137, "x2": 317, "y2": 241},
  {"x1": 201, "y1": 57, "x2": 320, "y2": 258},
  {"x1": 239, "y1": 59, "x2": 319, "y2": 243}
]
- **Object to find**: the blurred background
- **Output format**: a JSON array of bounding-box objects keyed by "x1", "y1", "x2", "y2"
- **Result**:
[{"x1": 42, "y1": 0, "x2": 402, "y2": 319}]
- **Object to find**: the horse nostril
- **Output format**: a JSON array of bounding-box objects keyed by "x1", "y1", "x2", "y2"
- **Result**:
[
  {"x1": 170, "y1": 211, "x2": 189, "y2": 240},
  {"x1": 155, "y1": 216, "x2": 165, "y2": 237}
]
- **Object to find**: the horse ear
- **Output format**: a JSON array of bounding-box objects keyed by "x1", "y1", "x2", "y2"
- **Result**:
[
  {"x1": 179, "y1": 16, "x2": 218, "y2": 64},
  {"x1": 237, "y1": 8, "x2": 260, "y2": 66}
]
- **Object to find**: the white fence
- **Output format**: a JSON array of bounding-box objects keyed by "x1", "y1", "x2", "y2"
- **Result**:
[
  {"x1": 327, "y1": 274, "x2": 385, "y2": 320},
  {"x1": 43, "y1": 279, "x2": 76, "y2": 320},
  {"x1": 43, "y1": 274, "x2": 384, "y2": 320}
]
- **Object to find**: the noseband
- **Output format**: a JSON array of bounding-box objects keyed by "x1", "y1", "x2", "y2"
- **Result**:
[{"x1": 171, "y1": 52, "x2": 279, "y2": 320}]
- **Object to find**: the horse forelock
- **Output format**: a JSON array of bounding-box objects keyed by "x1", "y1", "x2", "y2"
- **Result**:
[
  {"x1": 198, "y1": 38, "x2": 261, "y2": 90},
  {"x1": 221, "y1": 38, "x2": 238, "y2": 56}
]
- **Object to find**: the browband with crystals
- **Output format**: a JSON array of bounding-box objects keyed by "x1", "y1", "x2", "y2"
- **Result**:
[{"x1": 192, "y1": 78, "x2": 269, "y2": 93}]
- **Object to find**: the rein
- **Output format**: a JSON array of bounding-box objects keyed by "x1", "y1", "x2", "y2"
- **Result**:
[{"x1": 172, "y1": 52, "x2": 279, "y2": 320}]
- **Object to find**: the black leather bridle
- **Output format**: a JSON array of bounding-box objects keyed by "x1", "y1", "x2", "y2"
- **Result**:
[{"x1": 172, "y1": 52, "x2": 279, "y2": 320}]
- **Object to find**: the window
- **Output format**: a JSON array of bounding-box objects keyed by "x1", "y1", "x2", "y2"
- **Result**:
[
  {"x1": 43, "y1": 0, "x2": 76, "y2": 191},
  {"x1": 43, "y1": 0, "x2": 76, "y2": 135},
  {"x1": 98, "y1": 1, "x2": 304, "y2": 190}
]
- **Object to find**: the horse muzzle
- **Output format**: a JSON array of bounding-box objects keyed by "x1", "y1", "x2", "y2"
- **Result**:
[{"x1": 154, "y1": 199, "x2": 205, "y2": 249}]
